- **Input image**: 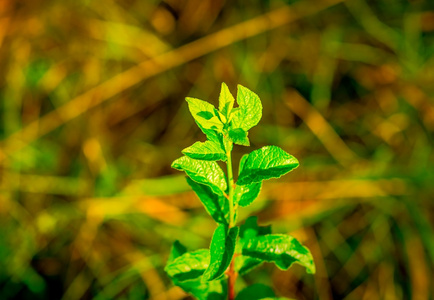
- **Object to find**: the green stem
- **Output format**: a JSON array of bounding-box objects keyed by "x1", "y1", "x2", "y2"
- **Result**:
[
  {"x1": 226, "y1": 147, "x2": 235, "y2": 228},
  {"x1": 226, "y1": 143, "x2": 237, "y2": 300}
]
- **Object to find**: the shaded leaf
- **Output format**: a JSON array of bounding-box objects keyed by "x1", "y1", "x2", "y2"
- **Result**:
[
  {"x1": 172, "y1": 156, "x2": 227, "y2": 196},
  {"x1": 231, "y1": 85, "x2": 262, "y2": 131},
  {"x1": 236, "y1": 217, "x2": 271, "y2": 274},
  {"x1": 203, "y1": 224, "x2": 239, "y2": 281},
  {"x1": 196, "y1": 121, "x2": 223, "y2": 146},
  {"x1": 234, "y1": 182, "x2": 261, "y2": 207},
  {"x1": 165, "y1": 249, "x2": 210, "y2": 282},
  {"x1": 236, "y1": 256, "x2": 263, "y2": 275},
  {"x1": 176, "y1": 278, "x2": 227, "y2": 300},
  {"x1": 235, "y1": 284, "x2": 275, "y2": 300},
  {"x1": 182, "y1": 140, "x2": 226, "y2": 161},
  {"x1": 218, "y1": 82, "x2": 235, "y2": 119},
  {"x1": 228, "y1": 128, "x2": 250, "y2": 146},
  {"x1": 187, "y1": 178, "x2": 229, "y2": 225},
  {"x1": 186, "y1": 97, "x2": 224, "y2": 131},
  {"x1": 239, "y1": 216, "x2": 271, "y2": 239},
  {"x1": 237, "y1": 146, "x2": 299, "y2": 185},
  {"x1": 168, "y1": 240, "x2": 187, "y2": 264},
  {"x1": 242, "y1": 234, "x2": 316, "y2": 274}
]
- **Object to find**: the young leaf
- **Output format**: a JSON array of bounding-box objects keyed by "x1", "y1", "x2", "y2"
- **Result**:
[
  {"x1": 237, "y1": 146, "x2": 299, "y2": 185},
  {"x1": 165, "y1": 249, "x2": 210, "y2": 282},
  {"x1": 187, "y1": 178, "x2": 229, "y2": 225},
  {"x1": 186, "y1": 97, "x2": 224, "y2": 131},
  {"x1": 231, "y1": 85, "x2": 262, "y2": 132},
  {"x1": 228, "y1": 128, "x2": 250, "y2": 146},
  {"x1": 242, "y1": 234, "x2": 316, "y2": 274},
  {"x1": 203, "y1": 224, "x2": 239, "y2": 281},
  {"x1": 196, "y1": 121, "x2": 223, "y2": 145},
  {"x1": 235, "y1": 284, "x2": 275, "y2": 300},
  {"x1": 182, "y1": 140, "x2": 227, "y2": 161},
  {"x1": 235, "y1": 216, "x2": 271, "y2": 275},
  {"x1": 218, "y1": 82, "x2": 235, "y2": 119},
  {"x1": 234, "y1": 182, "x2": 262, "y2": 207},
  {"x1": 172, "y1": 156, "x2": 227, "y2": 196},
  {"x1": 168, "y1": 240, "x2": 187, "y2": 264}
]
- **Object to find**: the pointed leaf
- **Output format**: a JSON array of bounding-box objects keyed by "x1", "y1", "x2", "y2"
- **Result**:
[
  {"x1": 203, "y1": 224, "x2": 239, "y2": 281},
  {"x1": 235, "y1": 284, "x2": 275, "y2": 300},
  {"x1": 237, "y1": 146, "x2": 299, "y2": 185},
  {"x1": 172, "y1": 156, "x2": 227, "y2": 196},
  {"x1": 182, "y1": 140, "x2": 226, "y2": 161},
  {"x1": 186, "y1": 97, "x2": 224, "y2": 131},
  {"x1": 231, "y1": 85, "x2": 262, "y2": 131},
  {"x1": 165, "y1": 249, "x2": 210, "y2": 281},
  {"x1": 168, "y1": 240, "x2": 187, "y2": 264},
  {"x1": 242, "y1": 234, "x2": 316, "y2": 274},
  {"x1": 187, "y1": 178, "x2": 228, "y2": 225},
  {"x1": 234, "y1": 182, "x2": 262, "y2": 207},
  {"x1": 228, "y1": 128, "x2": 250, "y2": 146},
  {"x1": 218, "y1": 82, "x2": 235, "y2": 119}
]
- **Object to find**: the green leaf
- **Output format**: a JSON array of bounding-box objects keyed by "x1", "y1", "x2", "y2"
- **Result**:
[
  {"x1": 176, "y1": 278, "x2": 227, "y2": 300},
  {"x1": 234, "y1": 182, "x2": 261, "y2": 207},
  {"x1": 239, "y1": 216, "x2": 271, "y2": 239},
  {"x1": 172, "y1": 156, "x2": 227, "y2": 196},
  {"x1": 182, "y1": 140, "x2": 227, "y2": 161},
  {"x1": 228, "y1": 128, "x2": 250, "y2": 146},
  {"x1": 203, "y1": 224, "x2": 239, "y2": 281},
  {"x1": 235, "y1": 284, "x2": 275, "y2": 300},
  {"x1": 231, "y1": 85, "x2": 262, "y2": 131},
  {"x1": 218, "y1": 82, "x2": 235, "y2": 119},
  {"x1": 168, "y1": 240, "x2": 187, "y2": 264},
  {"x1": 236, "y1": 257, "x2": 262, "y2": 275},
  {"x1": 196, "y1": 121, "x2": 222, "y2": 144},
  {"x1": 238, "y1": 154, "x2": 248, "y2": 175},
  {"x1": 187, "y1": 178, "x2": 229, "y2": 225},
  {"x1": 187, "y1": 97, "x2": 224, "y2": 131},
  {"x1": 237, "y1": 146, "x2": 299, "y2": 185},
  {"x1": 235, "y1": 217, "x2": 271, "y2": 274},
  {"x1": 242, "y1": 234, "x2": 316, "y2": 274},
  {"x1": 165, "y1": 249, "x2": 210, "y2": 282}
]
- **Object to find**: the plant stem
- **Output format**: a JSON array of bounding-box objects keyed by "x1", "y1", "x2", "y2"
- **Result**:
[
  {"x1": 226, "y1": 147, "x2": 235, "y2": 228},
  {"x1": 226, "y1": 145, "x2": 236, "y2": 300}
]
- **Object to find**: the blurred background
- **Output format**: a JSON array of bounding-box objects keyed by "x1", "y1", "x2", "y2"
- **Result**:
[{"x1": 0, "y1": 0, "x2": 433, "y2": 299}]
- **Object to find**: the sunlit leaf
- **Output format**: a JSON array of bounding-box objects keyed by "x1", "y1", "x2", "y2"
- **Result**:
[
  {"x1": 186, "y1": 97, "x2": 224, "y2": 131},
  {"x1": 237, "y1": 146, "x2": 299, "y2": 185},
  {"x1": 172, "y1": 156, "x2": 227, "y2": 196},
  {"x1": 242, "y1": 234, "x2": 316, "y2": 274},
  {"x1": 165, "y1": 249, "x2": 210, "y2": 281},
  {"x1": 182, "y1": 140, "x2": 226, "y2": 161},
  {"x1": 218, "y1": 82, "x2": 235, "y2": 119},
  {"x1": 187, "y1": 178, "x2": 229, "y2": 225},
  {"x1": 231, "y1": 85, "x2": 262, "y2": 131},
  {"x1": 234, "y1": 182, "x2": 261, "y2": 207}
]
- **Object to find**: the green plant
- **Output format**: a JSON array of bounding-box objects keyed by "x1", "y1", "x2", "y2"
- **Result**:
[{"x1": 165, "y1": 83, "x2": 315, "y2": 300}]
